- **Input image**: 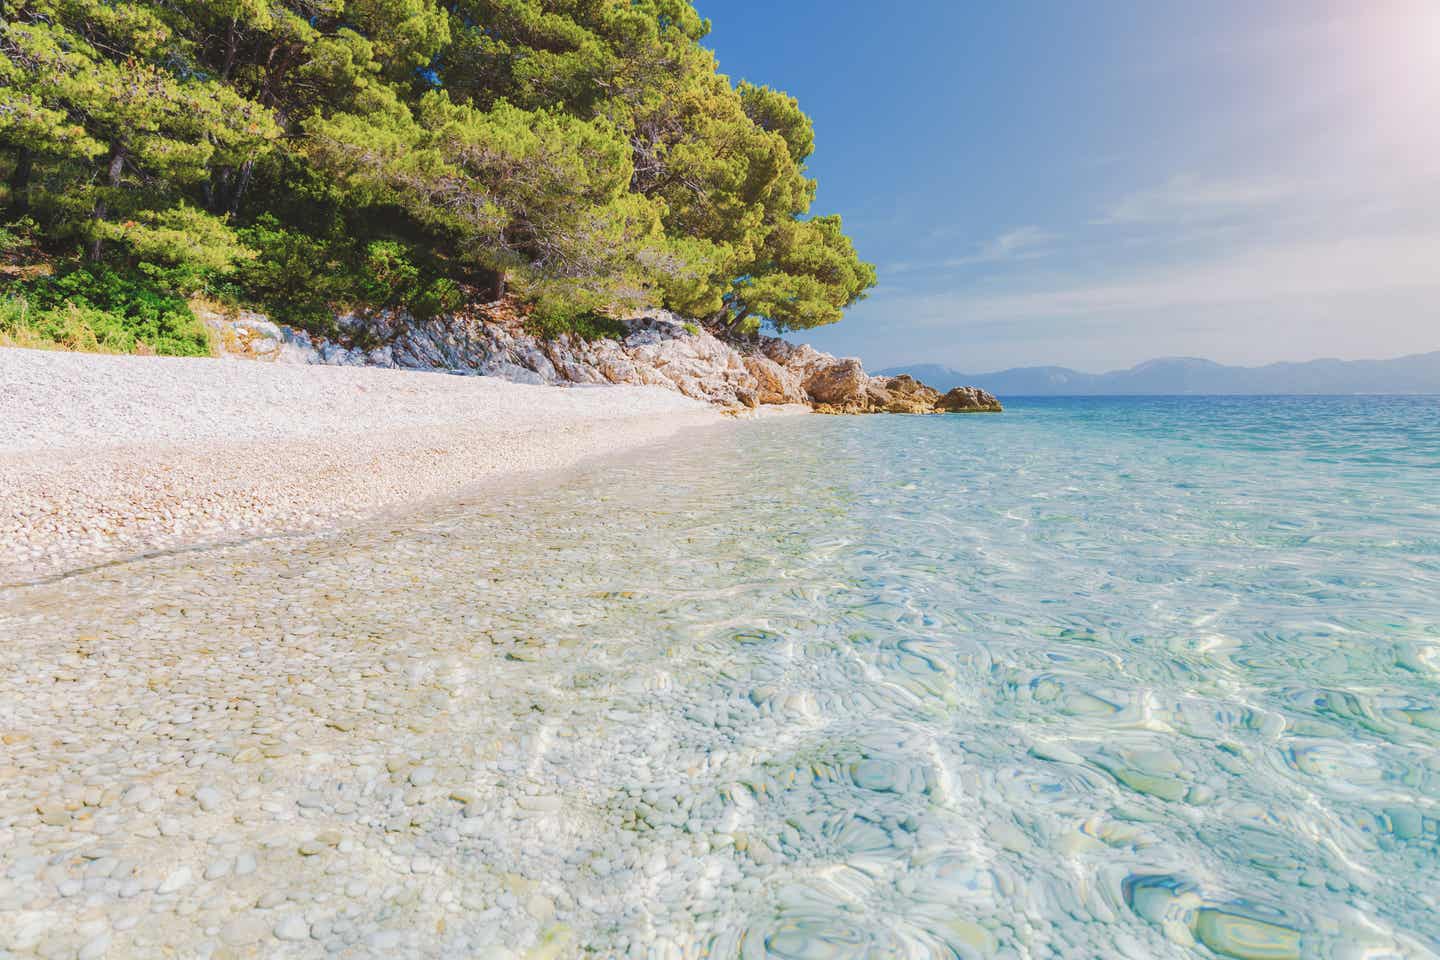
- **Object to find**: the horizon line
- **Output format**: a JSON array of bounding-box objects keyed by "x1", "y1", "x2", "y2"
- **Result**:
[{"x1": 876, "y1": 346, "x2": 1440, "y2": 378}]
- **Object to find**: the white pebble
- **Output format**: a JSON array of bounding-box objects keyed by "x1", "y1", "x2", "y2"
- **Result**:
[
  {"x1": 274, "y1": 914, "x2": 310, "y2": 941},
  {"x1": 157, "y1": 867, "x2": 191, "y2": 895}
]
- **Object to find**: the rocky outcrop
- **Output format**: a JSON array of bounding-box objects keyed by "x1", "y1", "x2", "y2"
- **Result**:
[
  {"x1": 742, "y1": 355, "x2": 806, "y2": 405},
  {"x1": 803, "y1": 357, "x2": 868, "y2": 407},
  {"x1": 869, "y1": 374, "x2": 943, "y2": 414},
  {"x1": 936, "y1": 386, "x2": 1004, "y2": 412},
  {"x1": 197, "y1": 303, "x2": 1001, "y2": 415}
]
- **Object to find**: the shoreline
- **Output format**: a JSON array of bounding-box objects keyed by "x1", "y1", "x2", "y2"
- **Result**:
[{"x1": 0, "y1": 348, "x2": 770, "y2": 585}]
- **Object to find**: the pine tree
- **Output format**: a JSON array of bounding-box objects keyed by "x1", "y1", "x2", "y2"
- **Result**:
[{"x1": 1, "y1": 0, "x2": 875, "y2": 344}]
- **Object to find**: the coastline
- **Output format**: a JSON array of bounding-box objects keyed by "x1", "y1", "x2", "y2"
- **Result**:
[{"x1": 0, "y1": 348, "x2": 752, "y2": 585}]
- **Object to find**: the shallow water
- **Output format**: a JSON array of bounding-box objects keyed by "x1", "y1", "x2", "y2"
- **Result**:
[{"x1": 4, "y1": 396, "x2": 1439, "y2": 959}]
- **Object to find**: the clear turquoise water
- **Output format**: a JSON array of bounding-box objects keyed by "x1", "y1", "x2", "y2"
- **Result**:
[
  {"x1": 6, "y1": 396, "x2": 1439, "y2": 958},
  {"x1": 632, "y1": 396, "x2": 1440, "y2": 959}
]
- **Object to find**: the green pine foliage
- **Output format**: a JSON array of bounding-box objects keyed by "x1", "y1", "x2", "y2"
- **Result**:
[{"x1": 1, "y1": 0, "x2": 875, "y2": 353}]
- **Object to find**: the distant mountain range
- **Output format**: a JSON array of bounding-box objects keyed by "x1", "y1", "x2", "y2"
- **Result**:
[{"x1": 878, "y1": 351, "x2": 1440, "y2": 397}]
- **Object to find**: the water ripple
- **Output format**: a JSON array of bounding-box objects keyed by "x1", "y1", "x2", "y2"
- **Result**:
[{"x1": 2, "y1": 397, "x2": 1437, "y2": 958}]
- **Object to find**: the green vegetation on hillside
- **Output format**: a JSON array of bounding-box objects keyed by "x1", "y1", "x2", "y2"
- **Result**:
[{"x1": 0, "y1": 0, "x2": 875, "y2": 354}]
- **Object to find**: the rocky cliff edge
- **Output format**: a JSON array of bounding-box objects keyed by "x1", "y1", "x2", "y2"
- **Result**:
[{"x1": 200, "y1": 303, "x2": 1002, "y2": 415}]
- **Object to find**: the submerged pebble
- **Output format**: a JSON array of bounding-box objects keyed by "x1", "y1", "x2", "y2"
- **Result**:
[{"x1": 1, "y1": 403, "x2": 1436, "y2": 958}]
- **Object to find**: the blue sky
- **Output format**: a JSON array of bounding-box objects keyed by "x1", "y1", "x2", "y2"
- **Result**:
[{"x1": 701, "y1": 0, "x2": 1440, "y2": 373}]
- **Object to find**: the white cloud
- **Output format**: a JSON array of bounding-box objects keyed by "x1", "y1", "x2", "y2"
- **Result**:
[
  {"x1": 1099, "y1": 174, "x2": 1303, "y2": 225},
  {"x1": 899, "y1": 228, "x2": 1440, "y2": 326},
  {"x1": 885, "y1": 225, "x2": 1060, "y2": 275},
  {"x1": 949, "y1": 225, "x2": 1060, "y2": 266}
]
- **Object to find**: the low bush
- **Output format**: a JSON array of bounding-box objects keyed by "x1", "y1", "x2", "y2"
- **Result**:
[
  {"x1": 2, "y1": 266, "x2": 212, "y2": 356},
  {"x1": 523, "y1": 300, "x2": 628, "y2": 342},
  {"x1": 228, "y1": 215, "x2": 340, "y2": 336}
]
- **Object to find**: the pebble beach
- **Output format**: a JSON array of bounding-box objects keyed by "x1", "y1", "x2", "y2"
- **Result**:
[
  {"x1": 0, "y1": 348, "x2": 723, "y2": 585},
  {"x1": 0, "y1": 348, "x2": 735, "y2": 958}
]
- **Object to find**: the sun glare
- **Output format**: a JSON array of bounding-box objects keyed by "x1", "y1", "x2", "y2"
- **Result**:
[{"x1": 1336, "y1": 1, "x2": 1440, "y2": 152}]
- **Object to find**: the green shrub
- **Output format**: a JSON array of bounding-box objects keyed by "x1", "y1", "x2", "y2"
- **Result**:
[
  {"x1": 228, "y1": 220, "x2": 464, "y2": 332},
  {"x1": 411, "y1": 277, "x2": 463, "y2": 320},
  {"x1": 0, "y1": 217, "x2": 39, "y2": 257},
  {"x1": 358, "y1": 240, "x2": 421, "y2": 307},
  {"x1": 523, "y1": 299, "x2": 628, "y2": 341},
  {"x1": 231, "y1": 215, "x2": 339, "y2": 334},
  {"x1": 6, "y1": 266, "x2": 212, "y2": 356}
]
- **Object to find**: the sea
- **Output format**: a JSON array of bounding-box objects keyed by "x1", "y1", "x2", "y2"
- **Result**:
[{"x1": 5, "y1": 396, "x2": 1438, "y2": 958}]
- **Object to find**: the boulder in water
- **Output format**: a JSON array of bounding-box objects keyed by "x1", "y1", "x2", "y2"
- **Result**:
[{"x1": 936, "y1": 386, "x2": 1003, "y2": 413}]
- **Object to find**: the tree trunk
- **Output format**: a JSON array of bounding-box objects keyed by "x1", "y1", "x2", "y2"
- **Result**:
[
  {"x1": 493, "y1": 270, "x2": 507, "y2": 302},
  {"x1": 88, "y1": 141, "x2": 126, "y2": 263},
  {"x1": 7, "y1": 146, "x2": 32, "y2": 215},
  {"x1": 220, "y1": 18, "x2": 240, "y2": 82},
  {"x1": 230, "y1": 159, "x2": 254, "y2": 214},
  {"x1": 722, "y1": 307, "x2": 751, "y2": 336},
  {"x1": 205, "y1": 165, "x2": 228, "y2": 212}
]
